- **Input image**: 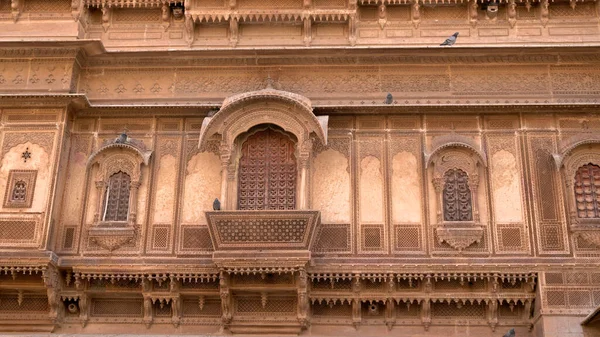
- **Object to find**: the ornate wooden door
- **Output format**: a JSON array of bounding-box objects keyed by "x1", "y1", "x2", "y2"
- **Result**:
[{"x1": 238, "y1": 128, "x2": 297, "y2": 210}]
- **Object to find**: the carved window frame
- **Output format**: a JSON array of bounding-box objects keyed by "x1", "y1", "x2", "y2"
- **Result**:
[
  {"x1": 3, "y1": 170, "x2": 37, "y2": 208},
  {"x1": 430, "y1": 148, "x2": 482, "y2": 226},
  {"x1": 562, "y1": 149, "x2": 600, "y2": 228},
  {"x1": 427, "y1": 145, "x2": 486, "y2": 252},
  {"x1": 87, "y1": 143, "x2": 150, "y2": 228}
]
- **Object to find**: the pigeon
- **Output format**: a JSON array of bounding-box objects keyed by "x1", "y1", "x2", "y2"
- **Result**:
[
  {"x1": 503, "y1": 328, "x2": 516, "y2": 337},
  {"x1": 384, "y1": 93, "x2": 393, "y2": 104},
  {"x1": 213, "y1": 198, "x2": 221, "y2": 211},
  {"x1": 115, "y1": 132, "x2": 128, "y2": 144},
  {"x1": 440, "y1": 32, "x2": 459, "y2": 46}
]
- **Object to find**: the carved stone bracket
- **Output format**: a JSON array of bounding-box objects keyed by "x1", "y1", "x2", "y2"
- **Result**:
[{"x1": 436, "y1": 225, "x2": 484, "y2": 252}]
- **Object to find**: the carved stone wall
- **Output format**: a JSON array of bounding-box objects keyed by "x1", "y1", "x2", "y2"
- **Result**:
[{"x1": 3, "y1": 36, "x2": 600, "y2": 336}]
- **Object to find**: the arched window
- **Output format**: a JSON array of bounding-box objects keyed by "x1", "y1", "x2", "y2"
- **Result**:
[
  {"x1": 237, "y1": 127, "x2": 297, "y2": 210},
  {"x1": 443, "y1": 168, "x2": 473, "y2": 222},
  {"x1": 11, "y1": 180, "x2": 27, "y2": 202},
  {"x1": 102, "y1": 171, "x2": 131, "y2": 221},
  {"x1": 574, "y1": 163, "x2": 600, "y2": 219}
]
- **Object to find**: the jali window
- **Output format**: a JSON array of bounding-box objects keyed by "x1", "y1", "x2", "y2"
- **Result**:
[
  {"x1": 443, "y1": 168, "x2": 473, "y2": 221},
  {"x1": 103, "y1": 171, "x2": 131, "y2": 221},
  {"x1": 574, "y1": 163, "x2": 600, "y2": 218},
  {"x1": 3, "y1": 170, "x2": 37, "y2": 208},
  {"x1": 11, "y1": 180, "x2": 27, "y2": 202},
  {"x1": 238, "y1": 127, "x2": 297, "y2": 210}
]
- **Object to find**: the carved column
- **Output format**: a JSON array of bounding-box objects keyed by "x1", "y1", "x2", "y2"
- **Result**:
[
  {"x1": 378, "y1": 4, "x2": 387, "y2": 29},
  {"x1": 540, "y1": 0, "x2": 549, "y2": 27},
  {"x1": 411, "y1": 1, "x2": 421, "y2": 29},
  {"x1": 385, "y1": 299, "x2": 395, "y2": 331},
  {"x1": 11, "y1": 0, "x2": 21, "y2": 22},
  {"x1": 94, "y1": 181, "x2": 107, "y2": 223},
  {"x1": 508, "y1": 0, "x2": 517, "y2": 28},
  {"x1": 219, "y1": 144, "x2": 232, "y2": 210},
  {"x1": 299, "y1": 157, "x2": 309, "y2": 210},
  {"x1": 162, "y1": 2, "x2": 171, "y2": 31},
  {"x1": 470, "y1": 174, "x2": 480, "y2": 222},
  {"x1": 142, "y1": 279, "x2": 153, "y2": 328},
  {"x1": 421, "y1": 276, "x2": 432, "y2": 331},
  {"x1": 43, "y1": 265, "x2": 61, "y2": 325},
  {"x1": 299, "y1": 139, "x2": 312, "y2": 210},
  {"x1": 219, "y1": 272, "x2": 232, "y2": 328},
  {"x1": 184, "y1": 14, "x2": 195, "y2": 47},
  {"x1": 79, "y1": 293, "x2": 90, "y2": 327},
  {"x1": 432, "y1": 177, "x2": 443, "y2": 223},
  {"x1": 487, "y1": 299, "x2": 498, "y2": 331},
  {"x1": 170, "y1": 276, "x2": 181, "y2": 327},
  {"x1": 385, "y1": 278, "x2": 396, "y2": 331},
  {"x1": 71, "y1": 0, "x2": 81, "y2": 21},
  {"x1": 101, "y1": 6, "x2": 111, "y2": 32},
  {"x1": 420, "y1": 299, "x2": 431, "y2": 331},
  {"x1": 348, "y1": 14, "x2": 357, "y2": 46},
  {"x1": 303, "y1": 18, "x2": 312, "y2": 47},
  {"x1": 129, "y1": 181, "x2": 141, "y2": 224},
  {"x1": 297, "y1": 269, "x2": 309, "y2": 329},
  {"x1": 229, "y1": 18, "x2": 239, "y2": 47},
  {"x1": 469, "y1": 1, "x2": 478, "y2": 27},
  {"x1": 565, "y1": 176, "x2": 578, "y2": 225},
  {"x1": 352, "y1": 276, "x2": 361, "y2": 329}
]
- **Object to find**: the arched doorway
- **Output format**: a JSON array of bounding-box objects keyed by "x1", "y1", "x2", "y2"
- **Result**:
[{"x1": 237, "y1": 125, "x2": 297, "y2": 210}]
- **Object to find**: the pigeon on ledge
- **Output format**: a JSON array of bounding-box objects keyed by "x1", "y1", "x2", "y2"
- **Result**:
[
  {"x1": 213, "y1": 198, "x2": 221, "y2": 211},
  {"x1": 503, "y1": 328, "x2": 516, "y2": 337},
  {"x1": 440, "y1": 32, "x2": 459, "y2": 46},
  {"x1": 385, "y1": 93, "x2": 393, "y2": 104}
]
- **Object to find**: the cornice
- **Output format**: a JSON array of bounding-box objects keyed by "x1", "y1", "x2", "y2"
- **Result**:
[
  {"x1": 83, "y1": 45, "x2": 600, "y2": 68},
  {"x1": 0, "y1": 40, "x2": 105, "y2": 59},
  {"x1": 0, "y1": 94, "x2": 89, "y2": 108}
]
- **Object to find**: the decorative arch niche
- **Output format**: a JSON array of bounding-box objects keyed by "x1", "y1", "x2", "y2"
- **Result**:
[
  {"x1": 556, "y1": 136, "x2": 600, "y2": 249},
  {"x1": 426, "y1": 137, "x2": 487, "y2": 252},
  {"x1": 85, "y1": 137, "x2": 152, "y2": 252},
  {"x1": 199, "y1": 88, "x2": 328, "y2": 210}
]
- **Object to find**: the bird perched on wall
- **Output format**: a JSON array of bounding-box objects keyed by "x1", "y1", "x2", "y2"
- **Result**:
[
  {"x1": 213, "y1": 198, "x2": 221, "y2": 211},
  {"x1": 384, "y1": 93, "x2": 393, "y2": 104},
  {"x1": 115, "y1": 132, "x2": 128, "y2": 144},
  {"x1": 440, "y1": 32, "x2": 459, "y2": 46},
  {"x1": 503, "y1": 328, "x2": 516, "y2": 337}
]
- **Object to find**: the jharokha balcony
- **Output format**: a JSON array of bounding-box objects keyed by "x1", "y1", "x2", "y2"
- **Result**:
[{"x1": 205, "y1": 210, "x2": 321, "y2": 271}]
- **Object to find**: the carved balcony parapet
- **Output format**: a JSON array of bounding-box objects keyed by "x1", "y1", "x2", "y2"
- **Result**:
[
  {"x1": 435, "y1": 223, "x2": 484, "y2": 252},
  {"x1": 572, "y1": 225, "x2": 600, "y2": 248},
  {"x1": 205, "y1": 210, "x2": 321, "y2": 267},
  {"x1": 87, "y1": 226, "x2": 136, "y2": 252},
  {"x1": 84, "y1": 0, "x2": 178, "y2": 8}
]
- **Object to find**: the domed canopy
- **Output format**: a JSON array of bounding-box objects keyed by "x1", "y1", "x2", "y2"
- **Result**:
[{"x1": 198, "y1": 87, "x2": 327, "y2": 151}]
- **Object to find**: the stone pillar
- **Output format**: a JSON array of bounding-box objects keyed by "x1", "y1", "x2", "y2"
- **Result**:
[{"x1": 94, "y1": 181, "x2": 107, "y2": 222}]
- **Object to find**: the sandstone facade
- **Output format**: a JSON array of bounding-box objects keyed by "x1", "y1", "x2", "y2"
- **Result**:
[{"x1": 1, "y1": 0, "x2": 600, "y2": 336}]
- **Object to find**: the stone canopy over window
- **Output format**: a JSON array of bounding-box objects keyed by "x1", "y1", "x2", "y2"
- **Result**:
[{"x1": 199, "y1": 86, "x2": 328, "y2": 211}]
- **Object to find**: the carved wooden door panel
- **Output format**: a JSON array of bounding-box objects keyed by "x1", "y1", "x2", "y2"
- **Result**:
[
  {"x1": 443, "y1": 169, "x2": 473, "y2": 221},
  {"x1": 103, "y1": 171, "x2": 131, "y2": 221},
  {"x1": 574, "y1": 164, "x2": 600, "y2": 218},
  {"x1": 238, "y1": 128, "x2": 297, "y2": 210}
]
